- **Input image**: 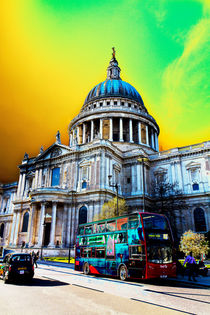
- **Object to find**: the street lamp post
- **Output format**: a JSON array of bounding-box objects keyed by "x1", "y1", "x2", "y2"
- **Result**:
[
  {"x1": 137, "y1": 158, "x2": 148, "y2": 212},
  {"x1": 68, "y1": 190, "x2": 76, "y2": 264},
  {"x1": 108, "y1": 175, "x2": 119, "y2": 217}
]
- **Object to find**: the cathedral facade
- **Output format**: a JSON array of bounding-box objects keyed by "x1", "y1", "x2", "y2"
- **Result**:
[{"x1": 0, "y1": 53, "x2": 209, "y2": 255}]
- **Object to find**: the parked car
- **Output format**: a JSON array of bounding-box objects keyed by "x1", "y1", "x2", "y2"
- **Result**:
[{"x1": 1, "y1": 253, "x2": 34, "y2": 283}]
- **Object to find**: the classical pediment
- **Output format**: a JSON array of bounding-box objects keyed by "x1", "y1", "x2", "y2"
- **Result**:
[
  {"x1": 35, "y1": 144, "x2": 71, "y2": 161},
  {"x1": 185, "y1": 161, "x2": 201, "y2": 169}
]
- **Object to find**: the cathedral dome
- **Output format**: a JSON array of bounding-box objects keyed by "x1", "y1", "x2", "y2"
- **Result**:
[
  {"x1": 84, "y1": 79, "x2": 144, "y2": 105},
  {"x1": 83, "y1": 48, "x2": 144, "y2": 106}
]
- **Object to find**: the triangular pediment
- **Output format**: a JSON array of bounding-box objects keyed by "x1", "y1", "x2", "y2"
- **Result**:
[{"x1": 35, "y1": 143, "x2": 71, "y2": 161}]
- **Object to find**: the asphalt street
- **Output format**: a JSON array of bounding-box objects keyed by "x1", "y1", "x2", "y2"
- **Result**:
[{"x1": 0, "y1": 263, "x2": 209, "y2": 315}]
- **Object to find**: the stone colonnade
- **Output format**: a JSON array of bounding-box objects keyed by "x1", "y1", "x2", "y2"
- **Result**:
[
  {"x1": 70, "y1": 117, "x2": 159, "y2": 151},
  {"x1": 11, "y1": 201, "x2": 78, "y2": 249}
]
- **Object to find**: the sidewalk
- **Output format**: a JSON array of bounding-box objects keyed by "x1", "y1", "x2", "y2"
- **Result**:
[
  {"x1": 38, "y1": 260, "x2": 210, "y2": 287},
  {"x1": 168, "y1": 274, "x2": 210, "y2": 288}
]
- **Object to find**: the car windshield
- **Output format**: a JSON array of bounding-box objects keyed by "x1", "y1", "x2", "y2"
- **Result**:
[{"x1": 11, "y1": 255, "x2": 31, "y2": 262}]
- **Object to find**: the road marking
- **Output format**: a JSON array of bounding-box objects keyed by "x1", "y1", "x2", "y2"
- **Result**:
[
  {"x1": 145, "y1": 289, "x2": 210, "y2": 305},
  {"x1": 72, "y1": 283, "x2": 104, "y2": 293},
  {"x1": 131, "y1": 298, "x2": 194, "y2": 315}
]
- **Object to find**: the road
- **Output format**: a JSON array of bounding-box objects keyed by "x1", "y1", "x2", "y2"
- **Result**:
[{"x1": 0, "y1": 263, "x2": 209, "y2": 315}]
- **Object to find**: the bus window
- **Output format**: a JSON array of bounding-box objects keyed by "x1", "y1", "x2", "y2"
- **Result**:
[
  {"x1": 115, "y1": 232, "x2": 127, "y2": 243},
  {"x1": 85, "y1": 226, "x2": 92, "y2": 235},
  {"x1": 95, "y1": 248, "x2": 105, "y2": 258},
  {"x1": 142, "y1": 214, "x2": 168, "y2": 231},
  {"x1": 79, "y1": 236, "x2": 87, "y2": 246},
  {"x1": 129, "y1": 245, "x2": 145, "y2": 261},
  {"x1": 128, "y1": 216, "x2": 139, "y2": 229},
  {"x1": 106, "y1": 221, "x2": 116, "y2": 232},
  {"x1": 117, "y1": 218, "x2": 128, "y2": 230},
  {"x1": 92, "y1": 223, "x2": 97, "y2": 233},
  {"x1": 97, "y1": 223, "x2": 106, "y2": 233},
  {"x1": 91, "y1": 248, "x2": 95, "y2": 258},
  {"x1": 76, "y1": 248, "x2": 80, "y2": 258},
  {"x1": 79, "y1": 226, "x2": 85, "y2": 235},
  {"x1": 83, "y1": 248, "x2": 91, "y2": 258}
]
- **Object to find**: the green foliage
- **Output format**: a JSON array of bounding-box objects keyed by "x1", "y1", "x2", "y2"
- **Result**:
[
  {"x1": 179, "y1": 230, "x2": 209, "y2": 259},
  {"x1": 94, "y1": 197, "x2": 128, "y2": 221}
]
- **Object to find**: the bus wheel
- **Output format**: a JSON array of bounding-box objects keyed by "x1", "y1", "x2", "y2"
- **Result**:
[
  {"x1": 83, "y1": 263, "x2": 90, "y2": 275},
  {"x1": 119, "y1": 265, "x2": 127, "y2": 281}
]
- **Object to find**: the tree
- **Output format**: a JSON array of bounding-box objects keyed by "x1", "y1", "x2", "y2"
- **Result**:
[
  {"x1": 179, "y1": 230, "x2": 209, "y2": 259},
  {"x1": 151, "y1": 176, "x2": 188, "y2": 240},
  {"x1": 94, "y1": 197, "x2": 128, "y2": 221}
]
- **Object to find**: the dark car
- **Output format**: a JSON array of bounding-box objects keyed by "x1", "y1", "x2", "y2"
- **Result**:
[{"x1": 1, "y1": 253, "x2": 34, "y2": 283}]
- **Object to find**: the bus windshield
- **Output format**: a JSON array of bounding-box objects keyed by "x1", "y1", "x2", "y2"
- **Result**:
[
  {"x1": 147, "y1": 242, "x2": 173, "y2": 263},
  {"x1": 141, "y1": 214, "x2": 173, "y2": 264}
]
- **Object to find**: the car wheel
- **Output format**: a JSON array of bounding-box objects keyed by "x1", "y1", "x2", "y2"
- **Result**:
[
  {"x1": 119, "y1": 265, "x2": 127, "y2": 281},
  {"x1": 83, "y1": 263, "x2": 90, "y2": 275}
]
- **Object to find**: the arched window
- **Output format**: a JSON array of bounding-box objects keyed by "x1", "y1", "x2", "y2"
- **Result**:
[
  {"x1": 79, "y1": 206, "x2": 87, "y2": 225},
  {"x1": 0, "y1": 223, "x2": 4, "y2": 238},
  {"x1": 22, "y1": 212, "x2": 29, "y2": 232},
  {"x1": 194, "y1": 208, "x2": 207, "y2": 232}
]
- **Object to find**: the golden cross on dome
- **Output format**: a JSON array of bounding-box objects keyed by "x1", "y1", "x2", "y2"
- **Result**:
[{"x1": 112, "y1": 47, "x2": 116, "y2": 58}]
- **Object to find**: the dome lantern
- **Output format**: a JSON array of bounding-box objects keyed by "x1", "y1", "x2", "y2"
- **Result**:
[{"x1": 106, "y1": 47, "x2": 121, "y2": 80}]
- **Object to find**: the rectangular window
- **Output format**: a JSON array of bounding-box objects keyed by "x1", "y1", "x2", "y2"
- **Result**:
[
  {"x1": 114, "y1": 101, "x2": 117, "y2": 105},
  {"x1": 51, "y1": 167, "x2": 60, "y2": 186},
  {"x1": 117, "y1": 218, "x2": 128, "y2": 230},
  {"x1": 129, "y1": 245, "x2": 145, "y2": 261},
  {"x1": 97, "y1": 223, "x2": 106, "y2": 233},
  {"x1": 106, "y1": 101, "x2": 110, "y2": 106},
  {"x1": 106, "y1": 221, "x2": 116, "y2": 232},
  {"x1": 91, "y1": 247, "x2": 96, "y2": 258},
  {"x1": 128, "y1": 215, "x2": 139, "y2": 229},
  {"x1": 85, "y1": 226, "x2": 92, "y2": 235},
  {"x1": 95, "y1": 248, "x2": 105, "y2": 258}
]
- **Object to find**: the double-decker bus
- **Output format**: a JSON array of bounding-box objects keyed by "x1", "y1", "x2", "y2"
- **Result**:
[{"x1": 75, "y1": 212, "x2": 176, "y2": 280}]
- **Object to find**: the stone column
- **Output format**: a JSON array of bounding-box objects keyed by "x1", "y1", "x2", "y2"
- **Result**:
[
  {"x1": 138, "y1": 122, "x2": 142, "y2": 144},
  {"x1": 61, "y1": 204, "x2": 68, "y2": 247},
  {"x1": 20, "y1": 173, "x2": 26, "y2": 197},
  {"x1": 155, "y1": 133, "x2": 159, "y2": 151},
  {"x1": 38, "y1": 169, "x2": 42, "y2": 188},
  {"x1": 17, "y1": 174, "x2": 23, "y2": 197},
  {"x1": 82, "y1": 123, "x2": 86, "y2": 144},
  {"x1": 146, "y1": 125, "x2": 149, "y2": 146},
  {"x1": 37, "y1": 202, "x2": 46, "y2": 247},
  {"x1": 99, "y1": 119, "x2": 103, "y2": 139},
  {"x1": 28, "y1": 203, "x2": 36, "y2": 247},
  {"x1": 109, "y1": 118, "x2": 113, "y2": 141},
  {"x1": 66, "y1": 204, "x2": 71, "y2": 246},
  {"x1": 9, "y1": 212, "x2": 17, "y2": 245},
  {"x1": 13, "y1": 211, "x2": 20, "y2": 246},
  {"x1": 91, "y1": 120, "x2": 94, "y2": 142},
  {"x1": 119, "y1": 118, "x2": 124, "y2": 142},
  {"x1": 129, "y1": 119, "x2": 133, "y2": 143},
  {"x1": 151, "y1": 129, "x2": 154, "y2": 149},
  {"x1": 49, "y1": 201, "x2": 57, "y2": 247},
  {"x1": 76, "y1": 126, "x2": 79, "y2": 144}
]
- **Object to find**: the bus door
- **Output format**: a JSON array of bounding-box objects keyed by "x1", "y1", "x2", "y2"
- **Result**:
[{"x1": 129, "y1": 244, "x2": 146, "y2": 279}]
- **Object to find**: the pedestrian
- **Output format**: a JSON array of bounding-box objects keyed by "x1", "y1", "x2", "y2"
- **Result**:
[
  {"x1": 31, "y1": 251, "x2": 37, "y2": 268},
  {"x1": 183, "y1": 251, "x2": 197, "y2": 281}
]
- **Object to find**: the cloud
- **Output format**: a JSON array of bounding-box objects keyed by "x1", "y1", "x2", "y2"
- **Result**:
[{"x1": 160, "y1": 15, "x2": 210, "y2": 138}]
